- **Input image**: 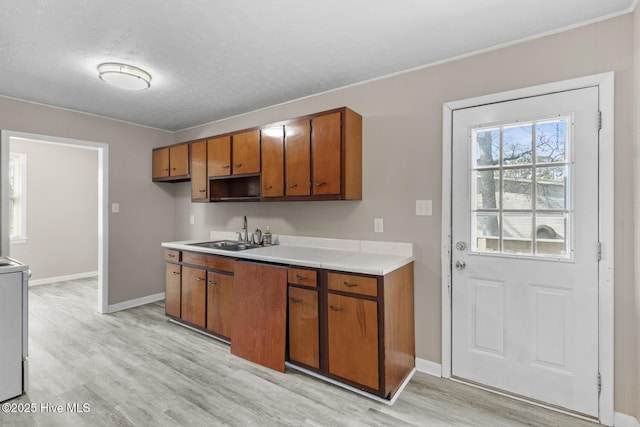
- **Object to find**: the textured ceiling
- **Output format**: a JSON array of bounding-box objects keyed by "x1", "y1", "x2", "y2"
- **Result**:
[{"x1": 0, "y1": 0, "x2": 635, "y2": 131}]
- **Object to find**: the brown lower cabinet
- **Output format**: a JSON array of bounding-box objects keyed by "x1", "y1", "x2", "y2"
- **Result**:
[
  {"x1": 231, "y1": 261, "x2": 287, "y2": 372},
  {"x1": 163, "y1": 249, "x2": 414, "y2": 400},
  {"x1": 327, "y1": 293, "x2": 379, "y2": 390},
  {"x1": 165, "y1": 262, "x2": 181, "y2": 318},
  {"x1": 288, "y1": 286, "x2": 319, "y2": 369},
  {"x1": 298, "y1": 264, "x2": 415, "y2": 399},
  {"x1": 181, "y1": 266, "x2": 206, "y2": 328},
  {"x1": 164, "y1": 250, "x2": 235, "y2": 340},
  {"x1": 206, "y1": 271, "x2": 233, "y2": 339}
]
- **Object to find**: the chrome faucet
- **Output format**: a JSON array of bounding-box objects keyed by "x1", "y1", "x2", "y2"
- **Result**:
[{"x1": 241, "y1": 215, "x2": 248, "y2": 242}]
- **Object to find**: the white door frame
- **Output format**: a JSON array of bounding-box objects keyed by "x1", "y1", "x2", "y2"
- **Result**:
[
  {"x1": 441, "y1": 72, "x2": 614, "y2": 425},
  {"x1": 1, "y1": 130, "x2": 109, "y2": 314}
]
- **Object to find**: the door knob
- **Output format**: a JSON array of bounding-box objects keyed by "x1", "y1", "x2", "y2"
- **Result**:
[{"x1": 455, "y1": 260, "x2": 466, "y2": 270}]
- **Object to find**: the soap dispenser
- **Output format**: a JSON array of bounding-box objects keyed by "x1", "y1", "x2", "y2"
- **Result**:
[{"x1": 263, "y1": 226, "x2": 272, "y2": 245}]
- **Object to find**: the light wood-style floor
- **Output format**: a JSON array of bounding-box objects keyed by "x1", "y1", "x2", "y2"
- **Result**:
[{"x1": 1, "y1": 279, "x2": 597, "y2": 426}]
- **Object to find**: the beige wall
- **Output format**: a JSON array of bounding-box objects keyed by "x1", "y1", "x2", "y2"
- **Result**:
[
  {"x1": 634, "y1": 6, "x2": 640, "y2": 422},
  {"x1": 175, "y1": 14, "x2": 638, "y2": 416},
  {"x1": 0, "y1": 97, "x2": 176, "y2": 305},
  {"x1": 9, "y1": 139, "x2": 98, "y2": 281}
]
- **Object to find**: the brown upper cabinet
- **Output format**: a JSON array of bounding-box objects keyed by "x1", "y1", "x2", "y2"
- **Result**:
[
  {"x1": 311, "y1": 112, "x2": 341, "y2": 196},
  {"x1": 261, "y1": 126, "x2": 285, "y2": 197},
  {"x1": 191, "y1": 140, "x2": 208, "y2": 201},
  {"x1": 232, "y1": 130, "x2": 261, "y2": 175},
  {"x1": 207, "y1": 131, "x2": 260, "y2": 178},
  {"x1": 278, "y1": 107, "x2": 362, "y2": 200},
  {"x1": 284, "y1": 119, "x2": 311, "y2": 196},
  {"x1": 153, "y1": 107, "x2": 362, "y2": 201},
  {"x1": 207, "y1": 135, "x2": 232, "y2": 177},
  {"x1": 279, "y1": 113, "x2": 343, "y2": 197},
  {"x1": 152, "y1": 143, "x2": 190, "y2": 181}
]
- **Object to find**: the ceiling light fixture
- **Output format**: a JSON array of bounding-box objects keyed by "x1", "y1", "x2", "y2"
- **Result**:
[{"x1": 97, "y1": 62, "x2": 151, "y2": 90}]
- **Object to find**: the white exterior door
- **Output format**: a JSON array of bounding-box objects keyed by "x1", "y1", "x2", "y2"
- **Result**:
[{"x1": 451, "y1": 87, "x2": 600, "y2": 417}]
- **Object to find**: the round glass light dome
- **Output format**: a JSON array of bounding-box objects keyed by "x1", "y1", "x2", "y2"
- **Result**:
[{"x1": 97, "y1": 63, "x2": 151, "y2": 90}]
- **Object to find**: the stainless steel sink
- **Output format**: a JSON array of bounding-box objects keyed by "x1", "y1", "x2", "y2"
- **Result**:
[{"x1": 187, "y1": 240, "x2": 262, "y2": 251}]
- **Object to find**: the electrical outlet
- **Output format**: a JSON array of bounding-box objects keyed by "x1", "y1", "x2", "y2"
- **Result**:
[
  {"x1": 374, "y1": 218, "x2": 384, "y2": 233},
  {"x1": 416, "y1": 200, "x2": 433, "y2": 216}
]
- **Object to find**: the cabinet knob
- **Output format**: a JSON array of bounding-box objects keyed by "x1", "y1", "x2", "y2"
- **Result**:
[
  {"x1": 234, "y1": 163, "x2": 242, "y2": 168},
  {"x1": 172, "y1": 271, "x2": 180, "y2": 276},
  {"x1": 314, "y1": 182, "x2": 327, "y2": 187},
  {"x1": 199, "y1": 189, "x2": 206, "y2": 193},
  {"x1": 329, "y1": 305, "x2": 344, "y2": 312},
  {"x1": 263, "y1": 185, "x2": 273, "y2": 189},
  {"x1": 343, "y1": 281, "x2": 358, "y2": 288},
  {"x1": 208, "y1": 281, "x2": 217, "y2": 285},
  {"x1": 168, "y1": 254, "x2": 176, "y2": 258},
  {"x1": 290, "y1": 297, "x2": 303, "y2": 303},
  {"x1": 287, "y1": 184, "x2": 298, "y2": 188},
  {"x1": 196, "y1": 277, "x2": 205, "y2": 281},
  {"x1": 295, "y1": 274, "x2": 307, "y2": 281},
  {"x1": 222, "y1": 165, "x2": 230, "y2": 169}
]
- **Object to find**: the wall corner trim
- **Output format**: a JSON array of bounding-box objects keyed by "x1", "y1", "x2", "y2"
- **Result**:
[
  {"x1": 415, "y1": 358, "x2": 442, "y2": 377},
  {"x1": 615, "y1": 412, "x2": 640, "y2": 427},
  {"x1": 108, "y1": 292, "x2": 165, "y2": 313}
]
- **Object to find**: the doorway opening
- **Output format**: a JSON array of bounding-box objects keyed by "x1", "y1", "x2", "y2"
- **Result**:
[{"x1": 1, "y1": 130, "x2": 109, "y2": 313}]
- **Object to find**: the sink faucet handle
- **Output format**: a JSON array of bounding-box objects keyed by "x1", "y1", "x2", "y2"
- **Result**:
[{"x1": 253, "y1": 228, "x2": 262, "y2": 245}]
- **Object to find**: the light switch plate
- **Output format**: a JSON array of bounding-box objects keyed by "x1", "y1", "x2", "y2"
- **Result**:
[
  {"x1": 416, "y1": 200, "x2": 432, "y2": 216},
  {"x1": 111, "y1": 203, "x2": 120, "y2": 214},
  {"x1": 189, "y1": 214, "x2": 195, "y2": 225},
  {"x1": 374, "y1": 218, "x2": 384, "y2": 233}
]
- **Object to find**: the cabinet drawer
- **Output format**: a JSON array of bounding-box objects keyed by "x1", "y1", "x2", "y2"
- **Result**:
[
  {"x1": 164, "y1": 249, "x2": 181, "y2": 262},
  {"x1": 288, "y1": 268, "x2": 317, "y2": 288},
  {"x1": 183, "y1": 251, "x2": 235, "y2": 273},
  {"x1": 327, "y1": 272, "x2": 377, "y2": 297}
]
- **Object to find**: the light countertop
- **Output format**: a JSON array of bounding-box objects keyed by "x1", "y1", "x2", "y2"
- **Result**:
[{"x1": 162, "y1": 233, "x2": 414, "y2": 276}]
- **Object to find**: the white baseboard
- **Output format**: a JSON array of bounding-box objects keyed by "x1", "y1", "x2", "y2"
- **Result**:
[
  {"x1": 108, "y1": 292, "x2": 165, "y2": 313},
  {"x1": 415, "y1": 357, "x2": 442, "y2": 377},
  {"x1": 29, "y1": 271, "x2": 98, "y2": 286},
  {"x1": 616, "y1": 412, "x2": 640, "y2": 427}
]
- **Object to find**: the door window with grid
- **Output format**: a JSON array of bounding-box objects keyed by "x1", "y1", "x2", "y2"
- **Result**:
[{"x1": 471, "y1": 117, "x2": 571, "y2": 258}]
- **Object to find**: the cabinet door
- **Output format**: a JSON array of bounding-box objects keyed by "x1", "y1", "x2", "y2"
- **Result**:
[
  {"x1": 191, "y1": 140, "x2": 208, "y2": 201},
  {"x1": 206, "y1": 272, "x2": 233, "y2": 339},
  {"x1": 152, "y1": 147, "x2": 170, "y2": 179},
  {"x1": 207, "y1": 135, "x2": 231, "y2": 177},
  {"x1": 231, "y1": 261, "x2": 287, "y2": 372},
  {"x1": 288, "y1": 286, "x2": 319, "y2": 369},
  {"x1": 181, "y1": 266, "x2": 206, "y2": 328},
  {"x1": 285, "y1": 119, "x2": 311, "y2": 196},
  {"x1": 165, "y1": 263, "x2": 182, "y2": 318},
  {"x1": 312, "y1": 112, "x2": 341, "y2": 195},
  {"x1": 261, "y1": 126, "x2": 284, "y2": 197},
  {"x1": 327, "y1": 293, "x2": 379, "y2": 390},
  {"x1": 232, "y1": 130, "x2": 260, "y2": 175},
  {"x1": 169, "y1": 144, "x2": 190, "y2": 177}
]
